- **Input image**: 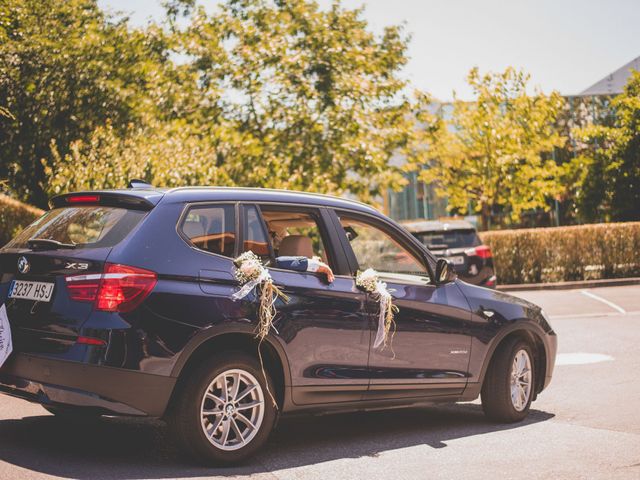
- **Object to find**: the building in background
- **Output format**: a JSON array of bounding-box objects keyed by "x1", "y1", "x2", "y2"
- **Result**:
[
  {"x1": 579, "y1": 56, "x2": 640, "y2": 95},
  {"x1": 387, "y1": 170, "x2": 449, "y2": 222},
  {"x1": 387, "y1": 56, "x2": 640, "y2": 226}
]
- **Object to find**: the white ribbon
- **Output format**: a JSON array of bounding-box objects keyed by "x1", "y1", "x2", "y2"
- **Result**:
[
  {"x1": 373, "y1": 281, "x2": 392, "y2": 349},
  {"x1": 232, "y1": 268, "x2": 272, "y2": 301},
  {"x1": 0, "y1": 304, "x2": 13, "y2": 369}
]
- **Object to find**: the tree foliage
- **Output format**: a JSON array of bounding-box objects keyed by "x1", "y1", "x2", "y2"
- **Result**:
[
  {"x1": 170, "y1": 0, "x2": 426, "y2": 202},
  {"x1": 0, "y1": 0, "x2": 184, "y2": 207},
  {"x1": 3, "y1": 0, "x2": 429, "y2": 207},
  {"x1": 420, "y1": 67, "x2": 566, "y2": 229},
  {"x1": 6, "y1": 0, "x2": 633, "y2": 225},
  {"x1": 572, "y1": 70, "x2": 640, "y2": 222},
  {"x1": 46, "y1": 121, "x2": 234, "y2": 193}
]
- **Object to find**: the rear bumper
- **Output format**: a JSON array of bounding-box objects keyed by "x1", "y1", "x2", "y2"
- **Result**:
[{"x1": 0, "y1": 353, "x2": 176, "y2": 417}]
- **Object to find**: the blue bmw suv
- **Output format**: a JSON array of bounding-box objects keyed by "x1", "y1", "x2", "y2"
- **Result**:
[{"x1": 0, "y1": 186, "x2": 556, "y2": 464}]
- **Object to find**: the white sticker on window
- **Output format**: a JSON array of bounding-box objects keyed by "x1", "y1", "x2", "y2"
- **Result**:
[{"x1": 0, "y1": 304, "x2": 13, "y2": 369}]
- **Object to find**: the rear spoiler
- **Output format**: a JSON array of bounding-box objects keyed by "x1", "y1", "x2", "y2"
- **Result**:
[{"x1": 50, "y1": 191, "x2": 164, "y2": 211}]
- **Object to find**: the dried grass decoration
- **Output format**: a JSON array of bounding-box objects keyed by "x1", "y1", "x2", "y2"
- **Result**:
[
  {"x1": 232, "y1": 251, "x2": 289, "y2": 339},
  {"x1": 231, "y1": 251, "x2": 289, "y2": 407},
  {"x1": 356, "y1": 268, "x2": 398, "y2": 351}
]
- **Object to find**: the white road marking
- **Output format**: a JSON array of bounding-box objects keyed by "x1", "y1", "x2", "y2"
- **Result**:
[
  {"x1": 551, "y1": 310, "x2": 640, "y2": 319},
  {"x1": 556, "y1": 353, "x2": 614, "y2": 366},
  {"x1": 580, "y1": 290, "x2": 626, "y2": 314}
]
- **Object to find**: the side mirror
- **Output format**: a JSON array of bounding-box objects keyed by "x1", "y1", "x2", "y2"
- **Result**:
[{"x1": 435, "y1": 258, "x2": 457, "y2": 285}]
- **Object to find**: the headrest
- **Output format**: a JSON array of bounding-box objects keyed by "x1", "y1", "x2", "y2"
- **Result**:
[{"x1": 278, "y1": 235, "x2": 314, "y2": 258}]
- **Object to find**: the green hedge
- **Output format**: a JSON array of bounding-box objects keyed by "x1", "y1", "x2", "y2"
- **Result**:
[
  {"x1": 0, "y1": 194, "x2": 44, "y2": 247},
  {"x1": 480, "y1": 222, "x2": 640, "y2": 285}
]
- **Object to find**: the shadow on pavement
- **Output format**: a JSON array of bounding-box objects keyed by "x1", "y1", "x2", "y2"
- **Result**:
[{"x1": 0, "y1": 403, "x2": 554, "y2": 479}]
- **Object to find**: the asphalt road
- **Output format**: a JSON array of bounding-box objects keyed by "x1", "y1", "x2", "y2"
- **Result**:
[{"x1": 0, "y1": 284, "x2": 639, "y2": 480}]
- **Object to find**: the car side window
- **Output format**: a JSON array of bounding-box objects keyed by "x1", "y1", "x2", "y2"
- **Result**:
[
  {"x1": 243, "y1": 205, "x2": 271, "y2": 263},
  {"x1": 180, "y1": 205, "x2": 236, "y2": 257},
  {"x1": 338, "y1": 214, "x2": 428, "y2": 275},
  {"x1": 259, "y1": 206, "x2": 334, "y2": 269}
]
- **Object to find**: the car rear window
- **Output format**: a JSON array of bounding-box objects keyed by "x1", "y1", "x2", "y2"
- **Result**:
[
  {"x1": 5, "y1": 207, "x2": 146, "y2": 249},
  {"x1": 415, "y1": 229, "x2": 481, "y2": 250}
]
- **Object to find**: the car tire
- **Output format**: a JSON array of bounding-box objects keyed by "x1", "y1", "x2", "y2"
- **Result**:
[
  {"x1": 481, "y1": 338, "x2": 535, "y2": 423},
  {"x1": 168, "y1": 350, "x2": 277, "y2": 465}
]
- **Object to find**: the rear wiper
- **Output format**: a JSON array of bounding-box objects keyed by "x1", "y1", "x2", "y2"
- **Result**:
[{"x1": 27, "y1": 238, "x2": 77, "y2": 250}]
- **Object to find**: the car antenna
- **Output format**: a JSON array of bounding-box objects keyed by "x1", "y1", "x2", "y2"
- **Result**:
[{"x1": 128, "y1": 179, "x2": 153, "y2": 189}]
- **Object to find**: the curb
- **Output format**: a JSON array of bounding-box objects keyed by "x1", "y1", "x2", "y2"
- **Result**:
[{"x1": 497, "y1": 277, "x2": 640, "y2": 292}]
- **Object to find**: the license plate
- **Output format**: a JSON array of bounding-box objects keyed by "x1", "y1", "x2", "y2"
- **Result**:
[
  {"x1": 8, "y1": 280, "x2": 55, "y2": 302},
  {"x1": 449, "y1": 256, "x2": 465, "y2": 265}
]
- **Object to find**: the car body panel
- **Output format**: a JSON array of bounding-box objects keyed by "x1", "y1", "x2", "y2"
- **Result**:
[
  {"x1": 0, "y1": 248, "x2": 114, "y2": 360},
  {"x1": 454, "y1": 281, "x2": 557, "y2": 393},
  {"x1": 365, "y1": 278, "x2": 472, "y2": 393},
  {"x1": 0, "y1": 187, "x2": 556, "y2": 418}
]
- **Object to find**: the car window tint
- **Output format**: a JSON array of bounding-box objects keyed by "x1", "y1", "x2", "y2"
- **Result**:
[
  {"x1": 260, "y1": 208, "x2": 332, "y2": 268},
  {"x1": 181, "y1": 205, "x2": 235, "y2": 257},
  {"x1": 415, "y1": 229, "x2": 481, "y2": 250},
  {"x1": 338, "y1": 215, "x2": 427, "y2": 275},
  {"x1": 243, "y1": 205, "x2": 270, "y2": 262},
  {"x1": 6, "y1": 207, "x2": 145, "y2": 249}
]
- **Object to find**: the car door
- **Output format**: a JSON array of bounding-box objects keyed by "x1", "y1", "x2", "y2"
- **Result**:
[
  {"x1": 332, "y1": 210, "x2": 473, "y2": 400},
  {"x1": 244, "y1": 204, "x2": 370, "y2": 406}
]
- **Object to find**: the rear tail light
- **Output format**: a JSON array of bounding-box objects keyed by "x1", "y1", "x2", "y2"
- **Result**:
[
  {"x1": 76, "y1": 336, "x2": 107, "y2": 346},
  {"x1": 65, "y1": 274, "x2": 101, "y2": 302},
  {"x1": 97, "y1": 263, "x2": 157, "y2": 312},
  {"x1": 66, "y1": 263, "x2": 157, "y2": 312},
  {"x1": 465, "y1": 245, "x2": 492, "y2": 259},
  {"x1": 66, "y1": 194, "x2": 101, "y2": 204}
]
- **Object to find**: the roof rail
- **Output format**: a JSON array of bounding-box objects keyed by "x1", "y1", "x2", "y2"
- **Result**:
[{"x1": 128, "y1": 179, "x2": 153, "y2": 189}]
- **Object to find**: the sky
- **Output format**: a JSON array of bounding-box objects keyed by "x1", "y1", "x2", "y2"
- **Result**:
[{"x1": 99, "y1": 0, "x2": 640, "y2": 101}]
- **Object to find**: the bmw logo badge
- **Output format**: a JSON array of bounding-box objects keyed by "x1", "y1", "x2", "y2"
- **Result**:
[{"x1": 17, "y1": 256, "x2": 30, "y2": 274}]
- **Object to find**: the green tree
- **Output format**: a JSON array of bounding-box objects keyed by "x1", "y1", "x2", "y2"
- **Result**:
[
  {"x1": 543, "y1": 94, "x2": 615, "y2": 225},
  {"x1": 44, "y1": 0, "x2": 432, "y2": 205},
  {"x1": 46, "y1": 120, "x2": 234, "y2": 193},
  {"x1": 420, "y1": 67, "x2": 566, "y2": 229},
  {"x1": 171, "y1": 0, "x2": 428, "y2": 203},
  {"x1": 0, "y1": 0, "x2": 179, "y2": 207},
  {"x1": 573, "y1": 70, "x2": 640, "y2": 222},
  {"x1": 0, "y1": 106, "x2": 13, "y2": 119}
]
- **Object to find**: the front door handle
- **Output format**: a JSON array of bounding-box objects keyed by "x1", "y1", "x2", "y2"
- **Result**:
[{"x1": 482, "y1": 309, "x2": 496, "y2": 318}]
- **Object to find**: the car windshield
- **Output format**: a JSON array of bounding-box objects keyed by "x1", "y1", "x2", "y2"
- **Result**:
[
  {"x1": 415, "y1": 229, "x2": 481, "y2": 250},
  {"x1": 5, "y1": 206, "x2": 146, "y2": 250}
]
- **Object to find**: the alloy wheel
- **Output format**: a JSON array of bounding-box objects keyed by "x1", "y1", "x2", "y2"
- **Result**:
[
  {"x1": 510, "y1": 349, "x2": 532, "y2": 412},
  {"x1": 200, "y1": 368, "x2": 265, "y2": 451}
]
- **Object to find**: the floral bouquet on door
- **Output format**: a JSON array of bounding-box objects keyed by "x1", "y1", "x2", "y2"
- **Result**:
[
  {"x1": 356, "y1": 268, "x2": 398, "y2": 350},
  {"x1": 232, "y1": 251, "x2": 289, "y2": 340}
]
